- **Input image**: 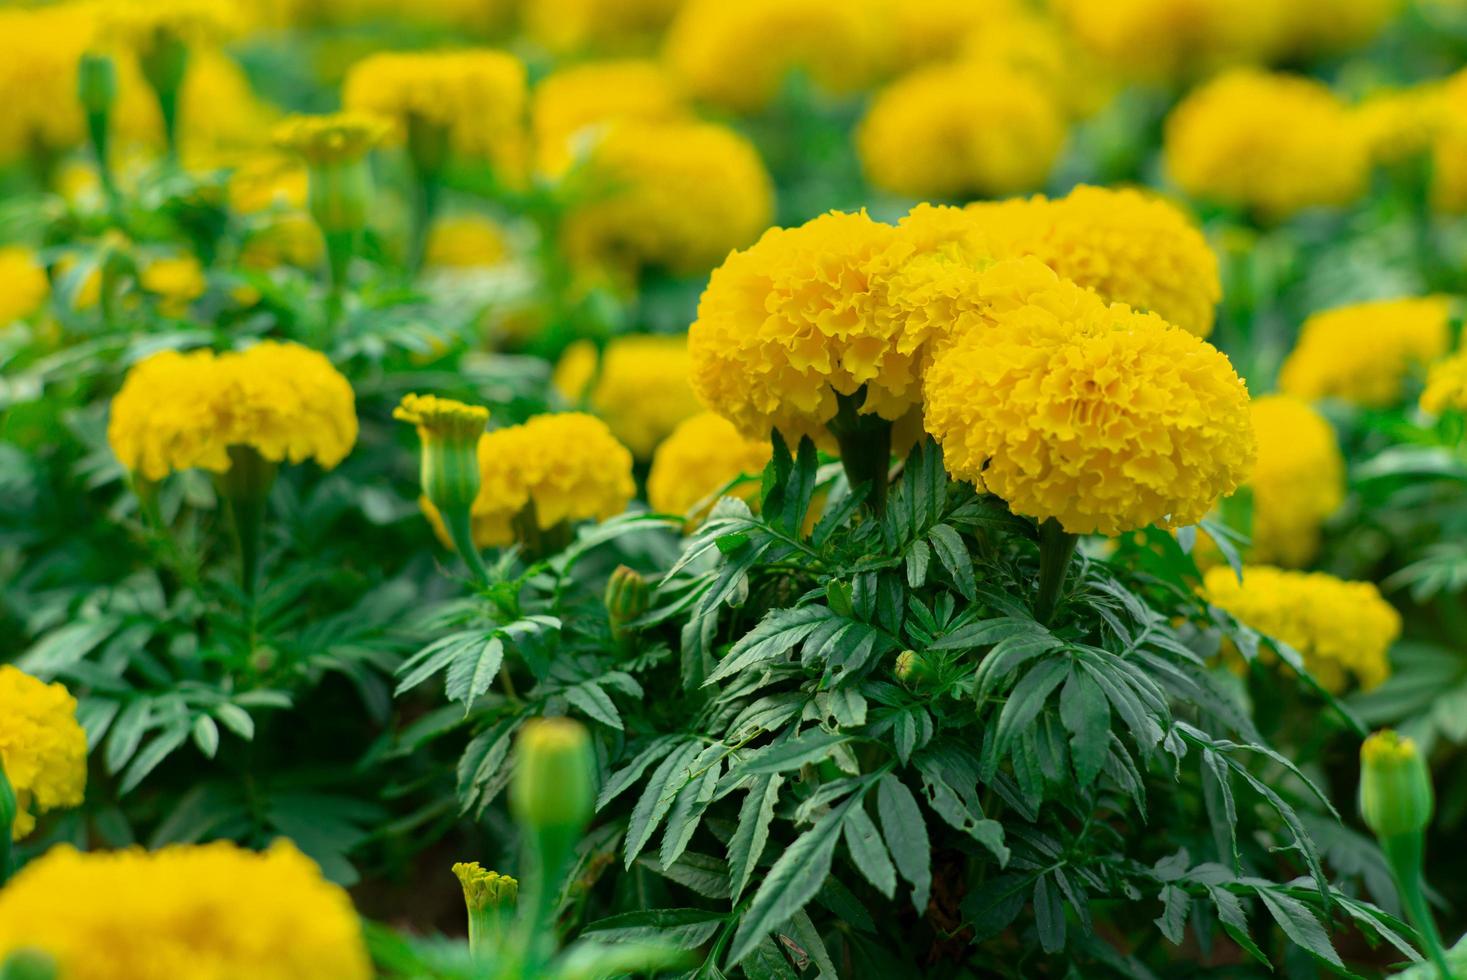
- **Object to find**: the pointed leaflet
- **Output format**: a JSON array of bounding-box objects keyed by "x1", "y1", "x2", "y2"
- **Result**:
[
  {"x1": 876, "y1": 774, "x2": 930, "y2": 913},
  {"x1": 729, "y1": 773, "x2": 785, "y2": 901},
  {"x1": 624, "y1": 740, "x2": 703, "y2": 868},
  {"x1": 598, "y1": 736, "x2": 679, "y2": 810},
  {"x1": 444, "y1": 636, "x2": 504, "y2": 709},
  {"x1": 1059, "y1": 667, "x2": 1110, "y2": 787},
  {"x1": 705, "y1": 606, "x2": 834, "y2": 685},
  {"x1": 660, "y1": 745, "x2": 724, "y2": 869},
  {"x1": 841, "y1": 804, "x2": 896, "y2": 898},
  {"x1": 1256, "y1": 888, "x2": 1344, "y2": 969}
]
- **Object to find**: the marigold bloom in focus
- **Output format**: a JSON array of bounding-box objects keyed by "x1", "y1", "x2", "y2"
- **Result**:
[
  {"x1": 1203, "y1": 565, "x2": 1399, "y2": 691},
  {"x1": 560, "y1": 119, "x2": 773, "y2": 278},
  {"x1": 1420, "y1": 350, "x2": 1467, "y2": 417},
  {"x1": 0, "y1": 839, "x2": 371, "y2": 979},
  {"x1": 648, "y1": 412, "x2": 773, "y2": 519},
  {"x1": 0, "y1": 666, "x2": 86, "y2": 841},
  {"x1": 0, "y1": 246, "x2": 50, "y2": 324},
  {"x1": 1278, "y1": 296, "x2": 1452, "y2": 407},
  {"x1": 554, "y1": 336, "x2": 701, "y2": 458},
  {"x1": 424, "y1": 413, "x2": 635, "y2": 548},
  {"x1": 1240, "y1": 395, "x2": 1345, "y2": 567},
  {"x1": 663, "y1": 0, "x2": 887, "y2": 113},
  {"x1": 343, "y1": 50, "x2": 528, "y2": 179},
  {"x1": 531, "y1": 59, "x2": 686, "y2": 175},
  {"x1": 1165, "y1": 69, "x2": 1369, "y2": 220},
  {"x1": 968, "y1": 185, "x2": 1220, "y2": 337},
  {"x1": 108, "y1": 342, "x2": 358, "y2": 482},
  {"x1": 858, "y1": 61, "x2": 1065, "y2": 200},
  {"x1": 923, "y1": 258, "x2": 1255, "y2": 536}
]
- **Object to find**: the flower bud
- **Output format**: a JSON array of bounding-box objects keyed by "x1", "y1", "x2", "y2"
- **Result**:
[
  {"x1": 894, "y1": 649, "x2": 937, "y2": 688},
  {"x1": 1360, "y1": 729, "x2": 1434, "y2": 839},
  {"x1": 394, "y1": 394, "x2": 488, "y2": 520},
  {"x1": 452, "y1": 862, "x2": 518, "y2": 912},
  {"x1": 511, "y1": 717, "x2": 596, "y2": 833},
  {"x1": 77, "y1": 53, "x2": 117, "y2": 117},
  {"x1": 604, "y1": 565, "x2": 648, "y2": 639}
]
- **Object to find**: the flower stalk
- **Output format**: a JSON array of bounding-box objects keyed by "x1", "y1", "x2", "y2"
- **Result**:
[
  {"x1": 405, "y1": 114, "x2": 451, "y2": 274},
  {"x1": 77, "y1": 53, "x2": 118, "y2": 205},
  {"x1": 218, "y1": 445, "x2": 278, "y2": 600},
  {"x1": 827, "y1": 390, "x2": 892, "y2": 515},
  {"x1": 0, "y1": 756, "x2": 15, "y2": 886},
  {"x1": 1034, "y1": 518, "x2": 1078, "y2": 626}
]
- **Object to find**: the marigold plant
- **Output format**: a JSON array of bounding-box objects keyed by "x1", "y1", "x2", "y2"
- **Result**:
[{"x1": 1278, "y1": 296, "x2": 1452, "y2": 407}]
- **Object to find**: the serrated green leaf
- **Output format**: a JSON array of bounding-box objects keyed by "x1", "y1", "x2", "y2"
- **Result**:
[
  {"x1": 842, "y1": 804, "x2": 896, "y2": 898},
  {"x1": 876, "y1": 773, "x2": 930, "y2": 913},
  {"x1": 729, "y1": 772, "x2": 783, "y2": 901},
  {"x1": 1257, "y1": 888, "x2": 1344, "y2": 969},
  {"x1": 1059, "y1": 668, "x2": 1110, "y2": 787}
]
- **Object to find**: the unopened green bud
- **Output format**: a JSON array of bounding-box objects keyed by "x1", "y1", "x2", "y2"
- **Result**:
[
  {"x1": 894, "y1": 649, "x2": 936, "y2": 687},
  {"x1": 308, "y1": 158, "x2": 372, "y2": 237},
  {"x1": 511, "y1": 717, "x2": 596, "y2": 832},
  {"x1": 605, "y1": 565, "x2": 648, "y2": 638},
  {"x1": 0, "y1": 950, "x2": 58, "y2": 980},
  {"x1": 1360, "y1": 729, "x2": 1434, "y2": 839},
  {"x1": 78, "y1": 53, "x2": 117, "y2": 116},
  {"x1": 453, "y1": 862, "x2": 518, "y2": 910},
  {"x1": 394, "y1": 394, "x2": 488, "y2": 518}
]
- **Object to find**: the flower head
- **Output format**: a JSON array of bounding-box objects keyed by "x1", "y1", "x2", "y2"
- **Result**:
[
  {"x1": 1203, "y1": 565, "x2": 1399, "y2": 691},
  {"x1": 0, "y1": 666, "x2": 86, "y2": 841},
  {"x1": 663, "y1": 0, "x2": 887, "y2": 113},
  {"x1": 1165, "y1": 68, "x2": 1369, "y2": 219},
  {"x1": 923, "y1": 258, "x2": 1255, "y2": 536},
  {"x1": 967, "y1": 185, "x2": 1220, "y2": 338},
  {"x1": 524, "y1": 0, "x2": 684, "y2": 54},
  {"x1": 451, "y1": 862, "x2": 518, "y2": 911},
  {"x1": 884, "y1": 0, "x2": 1021, "y2": 71},
  {"x1": 0, "y1": 839, "x2": 371, "y2": 979},
  {"x1": 857, "y1": 61, "x2": 1065, "y2": 200},
  {"x1": 1051, "y1": 0, "x2": 1280, "y2": 84},
  {"x1": 108, "y1": 342, "x2": 358, "y2": 482},
  {"x1": 1420, "y1": 349, "x2": 1467, "y2": 417},
  {"x1": 1246, "y1": 395, "x2": 1344, "y2": 567},
  {"x1": 531, "y1": 59, "x2": 686, "y2": 175},
  {"x1": 1279, "y1": 296, "x2": 1452, "y2": 407},
  {"x1": 0, "y1": 246, "x2": 50, "y2": 325},
  {"x1": 140, "y1": 255, "x2": 206, "y2": 315},
  {"x1": 343, "y1": 50, "x2": 527, "y2": 178},
  {"x1": 560, "y1": 119, "x2": 773, "y2": 277},
  {"x1": 648, "y1": 412, "x2": 773, "y2": 519},
  {"x1": 273, "y1": 113, "x2": 388, "y2": 166},
  {"x1": 99, "y1": 0, "x2": 239, "y2": 54},
  {"x1": 424, "y1": 214, "x2": 509, "y2": 270},
  {"x1": 554, "y1": 336, "x2": 701, "y2": 458}
]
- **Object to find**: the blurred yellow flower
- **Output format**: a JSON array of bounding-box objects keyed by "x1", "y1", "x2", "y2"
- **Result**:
[
  {"x1": 1278, "y1": 296, "x2": 1452, "y2": 407},
  {"x1": 1420, "y1": 349, "x2": 1467, "y2": 416},
  {"x1": 531, "y1": 59, "x2": 687, "y2": 175},
  {"x1": 1165, "y1": 69, "x2": 1369, "y2": 219},
  {"x1": 272, "y1": 113, "x2": 388, "y2": 166},
  {"x1": 1355, "y1": 84, "x2": 1446, "y2": 168},
  {"x1": 923, "y1": 258, "x2": 1255, "y2": 536},
  {"x1": 1247, "y1": 395, "x2": 1344, "y2": 567},
  {"x1": 522, "y1": 0, "x2": 685, "y2": 54},
  {"x1": 1270, "y1": 0, "x2": 1403, "y2": 59},
  {"x1": 663, "y1": 0, "x2": 887, "y2": 113},
  {"x1": 881, "y1": 0, "x2": 1020, "y2": 72},
  {"x1": 140, "y1": 255, "x2": 206, "y2": 315},
  {"x1": 648, "y1": 412, "x2": 772, "y2": 519},
  {"x1": 1429, "y1": 69, "x2": 1467, "y2": 213},
  {"x1": 424, "y1": 214, "x2": 509, "y2": 270},
  {"x1": 1204, "y1": 565, "x2": 1398, "y2": 691},
  {"x1": 554, "y1": 335, "x2": 701, "y2": 458},
  {"x1": 0, "y1": 246, "x2": 50, "y2": 325},
  {"x1": 230, "y1": 153, "x2": 310, "y2": 213},
  {"x1": 0, "y1": 666, "x2": 86, "y2": 841},
  {"x1": 424, "y1": 413, "x2": 634, "y2": 548},
  {"x1": 857, "y1": 62, "x2": 1065, "y2": 200},
  {"x1": 1051, "y1": 0, "x2": 1280, "y2": 84},
  {"x1": 958, "y1": 10, "x2": 1114, "y2": 119},
  {"x1": 0, "y1": 4, "x2": 95, "y2": 162},
  {"x1": 968, "y1": 185, "x2": 1220, "y2": 337},
  {"x1": 99, "y1": 0, "x2": 240, "y2": 53},
  {"x1": 0, "y1": 839, "x2": 371, "y2": 980},
  {"x1": 108, "y1": 342, "x2": 358, "y2": 481},
  {"x1": 560, "y1": 119, "x2": 773, "y2": 277},
  {"x1": 343, "y1": 50, "x2": 527, "y2": 178}
]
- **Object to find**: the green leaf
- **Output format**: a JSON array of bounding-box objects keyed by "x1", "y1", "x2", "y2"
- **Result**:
[
  {"x1": 625, "y1": 741, "x2": 702, "y2": 869},
  {"x1": 565, "y1": 681, "x2": 622, "y2": 730},
  {"x1": 876, "y1": 773, "x2": 930, "y2": 913},
  {"x1": 1256, "y1": 888, "x2": 1344, "y2": 969},
  {"x1": 120, "y1": 723, "x2": 189, "y2": 793},
  {"x1": 599, "y1": 737, "x2": 679, "y2": 810},
  {"x1": 993, "y1": 657, "x2": 1069, "y2": 756},
  {"x1": 1059, "y1": 668, "x2": 1110, "y2": 787},
  {"x1": 705, "y1": 605, "x2": 833, "y2": 685},
  {"x1": 661, "y1": 745, "x2": 723, "y2": 868},
  {"x1": 444, "y1": 636, "x2": 504, "y2": 709},
  {"x1": 1155, "y1": 885, "x2": 1189, "y2": 944},
  {"x1": 927, "y1": 524, "x2": 975, "y2": 600},
  {"x1": 1033, "y1": 874, "x2": 1066, "y2": 954},
  {"x1": 581, "y1": 908, "x2": 725, "y2": 949},
  {"x1": 961, "y1": 873, "x2": 1031, "y2": 942},
  {"x1": 106, "y1": 697, "x2": 152, "y2": 774},
  {"x1": 742, "y1": 730, "x2": 850, "y2": 775},
  {"x1": 191, "y1": 714, "x2": 219, "y2": 760},
  {"x1": 213, "y1": 703, "x2": 255, "y2": 741},
  {"x1": 842, "y1": 804, "x2": 896, "y2": 898},
  {"x1": 905, "y1": 539, "x2": 931, "y2": 588},
  {"x1": 726, "y1": 799, "x2": 851, "y2": 967},
  {"x1": 728, "y1": 773, "x2": 783, "y2": 901}
]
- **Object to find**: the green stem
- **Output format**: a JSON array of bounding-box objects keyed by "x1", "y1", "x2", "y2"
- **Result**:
[
  {"x1": 513, "y1": 823, "x2": 579, "y2": 976},
  {"x1": 827, "y1": 390, "x2": 893, "y2": 515},
  {"x1": 1382, "y1": 832, "x2": 1455, "y2": 979},
  {"x1": 0, "y1": 757, "x2": 14, "y2": 886},
  {"x1": 1034, "y1": 518, "x2": 1078, "y2": 626},
  {"x1": 443, "y1": 506, "x2": 489, "y2": 587},
  {"x1": 323, "y1": 229, "x2": 355, "y2": 331}
]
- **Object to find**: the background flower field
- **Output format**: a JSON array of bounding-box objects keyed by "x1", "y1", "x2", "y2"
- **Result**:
[{"x1": 1, "y1": 0, "x2": 1467, "y2": 977}]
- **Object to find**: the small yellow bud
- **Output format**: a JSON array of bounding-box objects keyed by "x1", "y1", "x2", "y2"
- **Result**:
[
  {"x1": 511, "y1": 718, "x2": 596, "y2": 832},
  {"x1": 452, "y1": 862, "x2": 518, "y2": 911},
  {"x1": 1360, "y1": 730, "x2": 1434, "y2": 839}
]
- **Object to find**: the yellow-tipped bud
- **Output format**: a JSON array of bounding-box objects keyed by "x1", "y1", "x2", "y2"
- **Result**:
[
  {"x1": 275, "y1": 114, "x2": 388, "y2": 237},
  {"x1": 1360, "y1": 730, "x2": 1434, "y2": 839},
  {"x1": 511, "y1": 718, "x2": 596, "y2": 832},
  {"x1": 452, "y1": 862, "x2": 518, "y2": 911},
  {"x1": 395, "y1": 394, "x2": 488, "y2": 521},
  {"x1": 604, "y1": 565, "x2": 648, "y2": 639}
]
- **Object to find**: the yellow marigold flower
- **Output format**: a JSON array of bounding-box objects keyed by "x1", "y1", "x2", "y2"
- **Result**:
[
  {"x1": 108, "y1": 342, "x2": 358, "y2": 482},
  {"x1": 99, "y1": 0, "x2": 240, "y2": 53},
  {"x1": 648, "y1": 412, "x2": 773, "y2": 519},
  {"x1": 688, "y1": 210, "x2": 918, "y2": 443},
  {"x1": 957, "y1": 10, "x2": 1114, "y2": 119},
  {"x1": 1420, "y1": 350, "x2": 1467, "y2": 416},
  {"x1": 554, "y1": 336, "x2": 701, "y2": 459},
  {"x1": 425, "y1": 214, "x2": 509, "y2": 270},
  {"x1": 1270, "y1": 0, "x2": 1403, "y2": 59},
  {"x1": 1247, "y1": 395, "x2": 1344, "y2": 567},
  {"x1": 139, "y1": 255, "x2": 206, "y2": 315},
  {"x1": 857, "y1": 61, "x2": 1065, "y2": 200},
  {"x1": 0, "y1": 666, "x2": 86, "y2": 841},
  {"x1": 425, "y1": 413, "x2": 635, "y2": 548},
  {"x1": 300, "y1": 0, "x2": 514, "y2": 34},
  {"x1": 272, "y1": 112, "x2": 388, "y2": 166},
  {"x1": 0, "y1": 4, "x2": 94, "y2": 161},
  {"x1": 883, "y1": 0, "x2": 1021, "y2": 71},
  {"x1": 531, "y1": 59, "x2": 687, "y2": 175},
  {"x1": 523, "y1": 0, "x2": 684, "y2": 54},
  {"x1": 1051, "y1": 0, "x2": 1281, "y2": 84},
  {"x1": 923, "y1": 258, "x2": 1255, "y2": 536},
  {"x1": 560, "y1": 119, "x2": 773, "y2": 277},
  {"x1": 342, "y1": 50, "x2": 527, "y2": 178},
  {"x1": 1355, "y1": 84, "x2": 1447, "y2": 169},
  {"x1": 230, "y1": 152, "x2": 309, "y2": 213},
  {"x1": 1203, "y1": 565, "x2": 1399, "y2": 691},
  {"x1": 0, "y1": 839, "x2": 371, "y2": 979},
  {"x1": 967, "y1": 185, "x2": 1220, "y2": 338},
  {"x1": 1430, "y1": 70, "x2": 1467, "y2": 213},
  {"x1": 1278, "y1": 297, "x2": 1452, "y2": 408},
  {"x1": 663, "y1": 0, "x2": 887, "y2": 113},
  {"x1": 241, "y1": 215, "x2": 323, "y2": 270},
  {"x1": 1165, "y1": 69, "x2": 1369, "y2": 220},
  {"x1": 0, "y1": 246, "x2": 50, "y2": 325}
]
